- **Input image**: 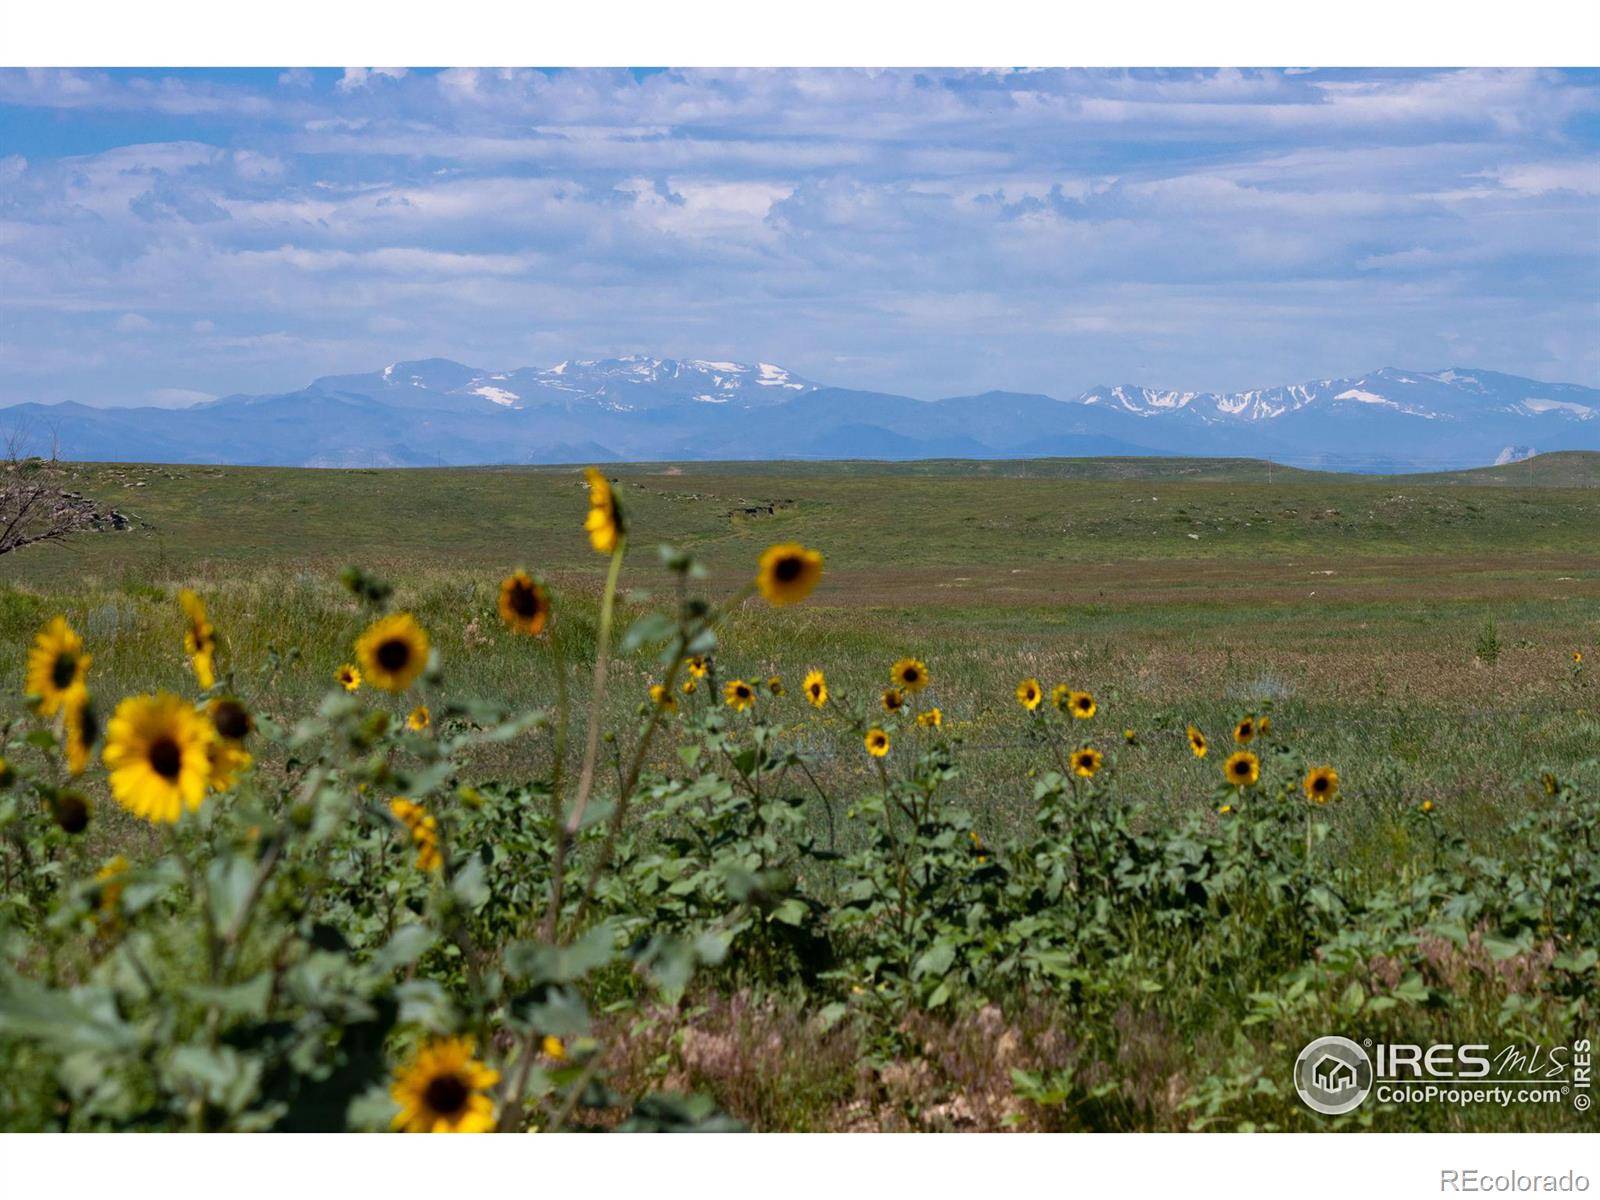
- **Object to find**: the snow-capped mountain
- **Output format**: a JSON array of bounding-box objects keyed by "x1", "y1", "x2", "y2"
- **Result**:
[
  {"x1": 1074, "y1": 368, "x2": 1598, "y2": 426},
  {"x1": 6, "y1": 359, "x2": 1596, "y2": 471},
  {"x1": 291, "y1": 356, "x2": 817, "y2": 415}
]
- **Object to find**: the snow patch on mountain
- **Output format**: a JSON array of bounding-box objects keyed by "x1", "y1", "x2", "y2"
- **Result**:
[
  {"x1": 472, "y1": 385, "x2": 521, "y2": 408},
  {"x1": 1520, "y1": 398, "x2": 1594, "y2": 418}
]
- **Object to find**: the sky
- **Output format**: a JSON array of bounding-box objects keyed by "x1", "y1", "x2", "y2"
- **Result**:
[{"x1": 1, "y1": 66, "x2": 1597, "y2": 408}]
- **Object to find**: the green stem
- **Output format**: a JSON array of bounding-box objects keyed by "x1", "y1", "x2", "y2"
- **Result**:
[{"x1": 542, "y1": 539, "x2": 625, "y2": 940}]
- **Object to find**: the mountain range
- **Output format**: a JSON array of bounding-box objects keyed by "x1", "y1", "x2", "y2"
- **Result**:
[{"x1": 3, "y1": 357, "x2": 1596, "y2": 471}]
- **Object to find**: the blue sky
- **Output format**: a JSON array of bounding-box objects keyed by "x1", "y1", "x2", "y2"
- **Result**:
[{"x1": 1, "y1": 67, "x2": 1597, "y2": 407}]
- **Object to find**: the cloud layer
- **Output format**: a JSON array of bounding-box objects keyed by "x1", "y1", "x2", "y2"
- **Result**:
[{"x1": 1, "y1": 67, "x2": 1596, "y2": 407}]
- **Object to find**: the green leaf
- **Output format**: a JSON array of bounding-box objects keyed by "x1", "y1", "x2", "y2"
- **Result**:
[
  {"x1": 912, "y1": 940, "x2": 957, "y2": 980},
  {"x1": 1480, "y1": 934, "x2": 1526, "y2": 962},
  {"x1": 505, "y1": 923, "x2": 617, "y2": 985},
  {"x1": 166, "y1": 1044, "x2": 263, "y2": 1115},
  {"x1": 450, "y1": 856, "x2": 490, "y2": 912},
  {"x1": 619, "y1": 612, "x2": 674, "y2": 654},
  {"x1": 373, "y1": 923, "x2": 435, "y2": 973},
  {"x1": 184, "y1": 975, "x2": 272, "y2": 1020},
  {"x1": 0, "y1": 973, "x2": 138, "y2": 1054}
]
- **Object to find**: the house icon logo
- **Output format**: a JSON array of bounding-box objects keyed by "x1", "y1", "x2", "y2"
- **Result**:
[{"x1": 1294, "y1": 1036, "x2": 1374, "y2": 1115}]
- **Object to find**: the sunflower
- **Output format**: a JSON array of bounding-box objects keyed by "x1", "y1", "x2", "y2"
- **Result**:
[
  {"x1": 1016, "y1": 678, "x2": 1042, "y2": 711},
  {"x1": 890, "y1": 658, "x2": 929, "y2": 692},
  {"x1": 103, "y1": 692, "x2": 215, "y2": 823},
  {"x1": 880, "y1": 687, "x2": 906, "y2": 714},
  {"x1": 1187, "y1": 724, "x2": 1208, "y2": 758},
  {"x1": 756, "y1": 543, "x2": 823, "y2": 606},
  {"x1": 803, "y1": 669, "x2": 828, "y2": 708},
  {"x1": 687, "y1": 655, "x2": 709, "y2": 679},
  {"x1": 864, "y1": 727, "x2": 890, "y2": 757},
  {"x1": 207, "y1": 696, "x2": 253, "y2": 743},
  {"x1": 1223, "y1": 750, "x2": 1260, "y2": 788},
  {"x1": 1233, "y1": 715, "x2": 1257, "y2": 744},
  {"x1": 767, "y1": 674, "x2": 785, "y2": 697},
  {"x1": 390, "y1": 1036, "x2": 500, "y2": 1134},
  {"x1": 356, "y1": 612, "x2": 430, "y2": 693},
  {"x1": 64, "y1": 689, "x2": 98, "y2": 776},
  {"x1": 497, "y1": 571, "x2": 550, "y2": 636},
  {"x1": 583, "y1": 467, "x2": 624, "y2": 554},
  {"x1": 1303, "y1": 765, "x2": 1339, "y2": 804},
  {"x1": 541, "y1": 1035, "x2": 566, "y2": 1060},
  {"x1": 680, "y1": 677, "x2": 698, "y2": 695},
  {"x1": 1069, "y1": 690, "x2": 1096, "y2": 720},
  {"x1": 649, "y1": 683, "x2": 677, "y2": 712},
  {"x1": 25, "y1": 617, "x2": 91, "y2": 717},
  {"x1": 1070, "y1": 747, "x2": 1103, "y2": 778},
  {"x1": 916, "y1": 707, "x2": 943, "y2": 729},
  {"x1": 724, "y1": 679, "x2": 756, "y2": 712},
  {"x1": 1123, "y1": 728, "x2": 1137, "y2": 745},
  {"x1": 414, "y1": 834, "x2": 442, "y2": 874},
  {"x1": 1051, "y1": 683, "x2": 1072, "y2": 711},
  {"x1": 390, "y1": 798, "x2": 443, "y2": 872},
  {"x1": 207, "y1": 738, "x2": 252, "y2": 792},
  {"x1": 405, "y1": 705, "x2": 431, "y2": 732},
  {"x1": 179, "y1": 589, "x2": 217, "y2": 690},
  {"x1": 1420, "y1": 799, "x2": 1435, "y2": 814},
  {"x1": 337, "y1": 663, "x2": 361, "y2": 692}
]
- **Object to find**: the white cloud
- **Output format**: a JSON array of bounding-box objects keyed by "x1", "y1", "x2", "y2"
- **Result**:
[
  {"x1": 0, "y1": 67, "x2": 1594, "y2": 406},
  {"x1": 336, "y1": 68, "x2": 409, "y2": 93}
]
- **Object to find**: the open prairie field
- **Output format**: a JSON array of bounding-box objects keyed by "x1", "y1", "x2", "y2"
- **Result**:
[
  {"x1": 5, "y1": 453, "x2": 1597, "y2": 817},
  {"x1": 3, "y1": 453, "x2": 1598, "y2": 1132}
]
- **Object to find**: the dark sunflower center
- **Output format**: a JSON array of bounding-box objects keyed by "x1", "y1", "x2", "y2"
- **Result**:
[
  {"x1": 55, "y1": 793, "x2": 89, "y2": 834},
  {"x1": 1232, "y1": 763, "x2": 1249, "y2": 778},
  {"x1": 773, "y1": 555, "x2": 803, "y2": 583},
  {"x1": 423, "y1": 1073, "x2": 470, "y2": 1116},
  {"x1": 737, "y1": 685, "x2": 751, "y2": 698},
  {"x1": 148, "y1": 736, "x2": 183, "y2": 780},
  {"x1": 509, "y1": 582, "x2": 539, "y2": 618},
  {"x1": 77, "y1": 704, "x2": 101, "y2": 746},
  {"x1": 376, "y1": 638, "x2": 411, "y2": 672},
  {"x1": 1313, "y1": 777, "x2": 1329, "y2": 793},
  {"x1": 212, "y1": 701, "x2": 250, "y2": 741},
  {"x1": 51, "y1": 653, "x2": 78, "y2": 689}
]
